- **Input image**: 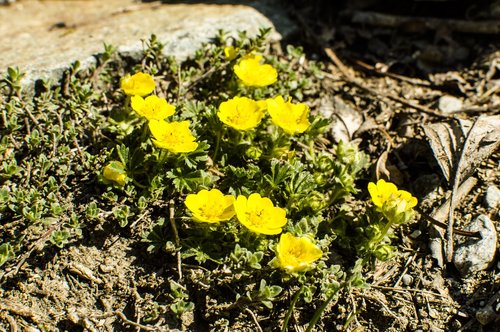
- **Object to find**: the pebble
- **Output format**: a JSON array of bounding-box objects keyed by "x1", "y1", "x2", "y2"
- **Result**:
[
  {"x1": 453, "y1": 215, "x2": 498, "y2": 276},
  {"x1": 410, "y1": 230, "x2": 422, "y2": 239},
  {"x1": 402, "y1": 274, "x2": 414, "y2": 286},
  {"x1": 438, "y1": 95, "x2": 463, "y2": 113},
  {"x1": 485, "y1": 185, "x2": 500, "y2": 209},
  {"x1": 476, "y1": 305, "x2": 497, "y2": 325}
]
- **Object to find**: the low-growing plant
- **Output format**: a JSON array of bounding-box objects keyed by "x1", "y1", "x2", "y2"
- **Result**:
[{"x1": 0, "y1": 28, "x2": 418, "y2": 330}]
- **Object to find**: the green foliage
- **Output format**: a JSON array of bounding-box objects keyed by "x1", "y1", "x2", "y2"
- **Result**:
[
  {"x1": 0, "y1": 243, "x2": 15, "y2": 267},
  {"x1": 0, "y1": 28, "x2": 419, "y2": 330}
]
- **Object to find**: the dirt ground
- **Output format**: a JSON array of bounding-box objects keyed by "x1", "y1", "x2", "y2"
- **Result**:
[{"x1": 1, "y1": 0, "x2": 500, "y2": 331}]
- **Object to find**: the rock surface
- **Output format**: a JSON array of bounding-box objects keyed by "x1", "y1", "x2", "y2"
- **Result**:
[
  {"x1": 0, "y1": 0, "x2": 294, "y2": 88},
  {"x1": 453, "y1": 214, "x2": 498, "y2": 276}
]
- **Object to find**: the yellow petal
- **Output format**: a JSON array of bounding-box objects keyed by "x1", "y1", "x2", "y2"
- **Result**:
[
  {"x1": 185, "y1": 189, "x2": 236, "y2": 223},
  {"x1": 234, "y1": 56, "x2": 277, "y2": 87},
  {"x1": 121, "y1": 72, "x2": 155, "y2": 96}
]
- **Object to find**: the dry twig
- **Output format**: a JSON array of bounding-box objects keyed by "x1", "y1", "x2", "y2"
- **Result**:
[
  {"x1": 324, "y1": 48, "x2": 452, "y2": 119},
  {"x1": 169, "y1": 199, "x2": 183, "y2": 280},
  {"x1": 245, "y1": 308, "x2": 263, "y2": 332},
  {"x1": 115, "y1": 311, "x2": 165, "y2": 332}
]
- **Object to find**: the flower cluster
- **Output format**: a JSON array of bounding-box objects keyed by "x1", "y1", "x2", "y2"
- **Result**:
[
  {"x1": 120, "y1": 72, "x2": 198, "y2": 154},
  {"x1": 185, "y1": 189, "x2": 286, "y2": 234},
  {"x1": 216, "y1": 54, "x2": 311, "y2": 135},
  {"x1": 217, "y1": 95, "x2": 310, "y2": 135},
  {"x1": 368, "y1": 179, "x2": 417, "y2": 224},
  {"x1": 184, "y1": 189, "x2": 322, "y2": 273},
  {"x1": 108, "y1": 48, "x2": 324, "y2": 279}
]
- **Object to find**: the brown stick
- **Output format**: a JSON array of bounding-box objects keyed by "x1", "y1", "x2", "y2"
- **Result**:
[
  {"x1": 416, "y1": 207, "x2": 481, "y2": 239},
  {"x1": 354, "y1": 59, "x2": 432, "y2": 87},
  {"x1": 324, "y1": 48, "x2": 452, "y2": 119},
  {"x1": 0, "y1": 222, "x2": 61, "y2": 283},
  {"x1": 169, "y1": 199, "x2": 183, "y2": 280},
  {"x1": 347, "y1": 10, "x2": 500, "y2": 34}
]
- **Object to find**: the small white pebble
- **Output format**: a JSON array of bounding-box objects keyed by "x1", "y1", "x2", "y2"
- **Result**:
[
  {"x1": 402, "y1": 274, "x2": 414, "y2": 286},
  {"x1": 410, "y1": 230, "x2": 422, "y2": 239},
  {"x1": 485, "y1": 185, "x2": 500, "y2": 209}
]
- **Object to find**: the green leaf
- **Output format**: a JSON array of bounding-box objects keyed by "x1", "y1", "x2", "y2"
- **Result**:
[
  {"x1": 0, "y1": 243, "x2": 15, "y2": 267},
  {"x1": 49, "y1": 230, "x2": 70, "y2": 248}
]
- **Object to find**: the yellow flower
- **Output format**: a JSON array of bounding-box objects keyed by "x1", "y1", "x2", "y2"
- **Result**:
[
  {"x1": 233, "y1": 54, "x2": 277, "y2": 87},
  {"x1": 131, "y1": 95, "x2": 175, "y2": 121},
  {"x1": 148, "y1": 120, "x2": 198, "y2": 153},
  {"x1": 184, "y1": 189, "x2": 235, "y2": 223},
  {"x1": 234, "y1": 193, "x2": 287, "y2": 235},
  {"x1": 224, "y1": 46, "x2": 239, "y2": 61},
  {"x1": 266, "y1": 96, "x2": 310, "y2": 135},
  {"x1": 368, "y1": 179, "x2": 418, "y2": 219},
  {"x1": 276, "y1": 233, "x2": 322, "y2": 273},
  {"x1": 120, "y1": 72, "x2": 155, "y2": 96},
  {"x1": 103, "y1": 161, "x2": 127, "y2": 186},
  {"x1": 218, "y1": 97, "x2": 267, "y2": 131}
]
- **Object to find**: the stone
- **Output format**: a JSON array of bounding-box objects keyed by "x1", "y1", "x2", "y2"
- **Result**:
[
  {"x1": 453, "y1": 214, "x2": 498, "y2": 276},
  {"x1": 0, "y1": 0, "x2": 295, "y2": 90},
  {"x1": 402, "y1": 274, "x2": 413, "y2": 286},
  {"x1": 438, "y1": 95, "x2": 463, "y2": 113},
  {"x1": 410, "y1": 230, "x2": 422, "y2": 239},
  {"x1": 485, "y1": 185, "x2": 500, "y2": 209},
  {"x1": 476, "y1": 305, "x2": 498, "y2": 325}
]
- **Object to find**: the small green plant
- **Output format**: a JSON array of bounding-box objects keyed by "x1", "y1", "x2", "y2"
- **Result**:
[{"x1": 0, "y1": 29, "x2": 418, "y2": 330}]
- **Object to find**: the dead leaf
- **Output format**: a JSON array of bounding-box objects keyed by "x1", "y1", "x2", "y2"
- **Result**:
[
  {"x1": 374, "y1": 150, "x2": 405, "y2": 186},
  {"x1": 319, "y1": 96, "x2": 363, "y2": 143},
  {"x1": 423, "y1": 114, "x2": 500, "y2": 262},
  {"x1": 457, "y1": 116, "x2": 500, "y2": 185},
  {"x1": 422, "y1": 115, "x2": 500, "y2": 184}
]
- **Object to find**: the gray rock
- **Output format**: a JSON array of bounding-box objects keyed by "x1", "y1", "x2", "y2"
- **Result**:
[
  {"x1": 453, "y1": 214, "x2": 498, "y2": 276},
  {"x1": 0, "y1": 0, "x2": 295, "y2": 90},
  {"x1": 485, "y1": 185, "x2": 500, "y2": 209},
  {"x1": 402, "y1": 274, "x2": 413, "y2": 286},
  {"x1": 438, "y1": 95, "x2": 463, "y2": 113},
  {"x1": 410, "y1": 230, "x2": 422, "y2": 239}
]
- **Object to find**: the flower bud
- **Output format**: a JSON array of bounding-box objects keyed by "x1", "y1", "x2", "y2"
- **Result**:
[
  {"x1": 245, "y1": 146, "x2": 263, "y2": 160},
  {"x1": 374, "y1": 244, "x2": 394, "y2": 261}
]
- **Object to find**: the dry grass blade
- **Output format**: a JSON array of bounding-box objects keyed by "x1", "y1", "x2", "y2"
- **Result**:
[{"x1": 423, "y1": 115, "x2": 500, "y2": 262}]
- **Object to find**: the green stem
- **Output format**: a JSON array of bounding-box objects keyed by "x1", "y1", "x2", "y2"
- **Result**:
[
  {"x1": 212, "y1": 130, "x2": 222, "y2": 163},
  {"x1": 140, "y1": 120, "x2": 149, "y2": 143},
  {"x1": 306, "y1": 285, "x2": 342, "y2": 332},
  {"x1": 281, "y1": 284, "x2": 305, "y2": 332},
  {"x1": 158, "y1": 149, "x2": 170, "y2": 165},
  {"x1": 374, "y1": 217, "x2": 395, "y2": 244}
]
